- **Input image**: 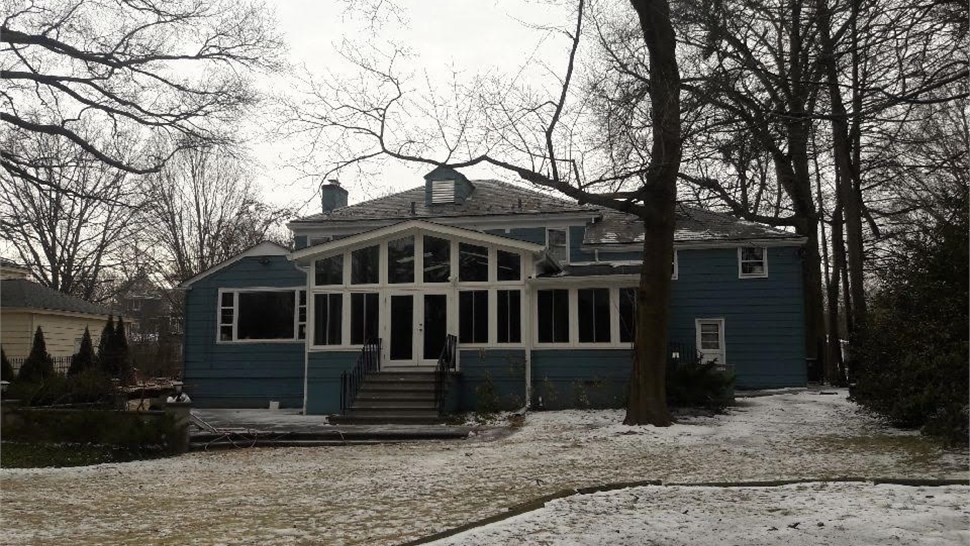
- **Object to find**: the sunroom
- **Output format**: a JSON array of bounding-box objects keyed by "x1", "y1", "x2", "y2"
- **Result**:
[{"x1": 288, "y1": 220, "x2": 547, "y2": 371}]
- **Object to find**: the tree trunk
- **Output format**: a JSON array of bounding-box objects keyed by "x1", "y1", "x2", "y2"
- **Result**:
[
  {"x1": 826, "y1": 204, "x2": 846, "y2": 384},
  {"x1": 817, "y1": 0, "x2": 868, "y2": 332},
  {"x1": 624, "y1": 0, "x2": 681, "y2": 426}
]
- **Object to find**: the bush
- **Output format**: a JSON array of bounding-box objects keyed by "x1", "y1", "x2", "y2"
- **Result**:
[
  {"x1": 851, "y1": 193, "x2": 968, "y2": 444},
  {"x1": 7, "y1": 374, "x2": 69, "y2": 406},
  {"x1": 474, "y1": 371, "x2": 500, "y2": 419},
  {"x1": 17, "y1": 327, "x2": 54, "y2": 382},
  {"x1": 1, "y1": 346, "x2": 14, "y2": 382},
  {"x1": 666, "y1": 359, "x2": 735, "y2": 411},
  {"x1": 68, "y1": 327, "x2": 98, "y2": 376},
  {"x1": 65, "y1": 368, "x2": 116, "y2": 405}
]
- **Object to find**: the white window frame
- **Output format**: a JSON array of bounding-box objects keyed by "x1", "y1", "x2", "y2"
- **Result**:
[
  {"x1": 738, "y1": 246, "x2": 768, "y2": 278},
  {"x1": 215, "y1": 287, "x2": 305, "y2": 344},
  {"x1": 308, "y1": 230, "x2": 531, "y2": 351},
  {"x1": 545, "y1": 227, "x2": 569, "y2": 265},
  {"x1": 695, "y1": 318, "x2": 726, "y2": 365}
]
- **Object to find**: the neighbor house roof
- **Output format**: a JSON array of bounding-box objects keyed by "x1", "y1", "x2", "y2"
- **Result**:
[
  {"x1": 0, "y1": 279, "x2": 112, "y2": 317},
  {"x1": 290, "y1": 180, "x2": 596, "y2": 225},
  {"x1": 584, "y1": 206, "x2": 805, "y2": 246}
]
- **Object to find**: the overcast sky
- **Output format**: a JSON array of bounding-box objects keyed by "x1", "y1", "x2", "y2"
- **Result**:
[{"x1": 251, "y1": 1, "x2": 577, "y2": 216}]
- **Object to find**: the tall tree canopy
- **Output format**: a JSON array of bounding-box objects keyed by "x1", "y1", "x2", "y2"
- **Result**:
[{"x1": 1, "y1": 0, "x2": 283, "y2": 181}]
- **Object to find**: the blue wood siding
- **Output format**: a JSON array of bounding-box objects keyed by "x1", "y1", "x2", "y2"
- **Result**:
[
  {"x1": 452, "y1": 349, "x2": 526, "y2": 411},
  {"x1": 532, "y1": 349, "x2": 632, "y2": 409},
  {"x1": 484, "y1": 227, "x2": 546, "y2": 245},
  {"x1": 183, "y1": 256, "x2": 307, "y2": 408},
  {"x1": 294, "y1": 235, "x2": 308, "y2": 249},
  {"x1": 305, "y1": 351, "x2": 359, "y2": 414},
  {"x1": 669, "y1": 246, "x2": 806, "y2": 388}
]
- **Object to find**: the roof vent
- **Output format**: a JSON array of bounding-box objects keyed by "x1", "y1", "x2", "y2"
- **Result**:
[{"x1": 431, "y1": 180, "x2": 455, "y2": 204}]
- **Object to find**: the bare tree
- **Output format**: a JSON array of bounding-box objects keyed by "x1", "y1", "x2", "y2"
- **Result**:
[
  {"x1": 140, "y1": 147, "x2": 293, "y2": 287},
  {"x1": 280, "y1": 0, "x2": 682, "y2": 426},
  {"x1": 1, "y1": 0, "x2": 283, "y2": 181},
  {"x1": 0, "y1": 129, "x2": 143, "y2": 301}
]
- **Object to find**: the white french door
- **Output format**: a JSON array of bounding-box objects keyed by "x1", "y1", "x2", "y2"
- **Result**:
[{"x1": 385, "y1": 291, "x2": 451, "y2": 368}]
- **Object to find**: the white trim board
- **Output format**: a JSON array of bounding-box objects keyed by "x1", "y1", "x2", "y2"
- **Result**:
[
  {"x1": 288, "y1": 219, "x2": 545, "y2": 264},
  {"x1": 180, "y1": 241, "x2": 290, "y2": 289}
]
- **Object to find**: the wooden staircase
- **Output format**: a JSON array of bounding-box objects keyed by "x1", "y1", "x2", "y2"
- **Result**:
[{"x1": 330, "y1": 372, "x2": 447, "y2": 425}]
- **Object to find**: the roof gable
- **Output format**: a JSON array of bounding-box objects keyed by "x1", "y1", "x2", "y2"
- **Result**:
[
  {"x1": 288, "y1": 219, "x2": 545, "y2": 264},
  {"x1": 179, "y1": 241, "x2": 290, "y2": 289}
]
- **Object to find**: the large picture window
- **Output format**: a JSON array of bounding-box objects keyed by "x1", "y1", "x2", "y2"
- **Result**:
[
  {"x1": 496, "y1": 289, "x2": 521, "y2": 343},
  {"x1": 537, "y1": 289, "x2": 569, "y2": 343},
  {"x1": 577, "y1": 288, "x2": 610, "y2": 343},
  {"x1": 314, "y1": 293, "x2": 343, "y2": 345},
  {"x1": 459, "y1": 290, "x2": 488, "y2": 343},
  {"x1": 350, "y1": 292, "x2": 380, "y2": 344},
  {"x1": 219, "y1": 290, "x2": 302, "y2": 341}
]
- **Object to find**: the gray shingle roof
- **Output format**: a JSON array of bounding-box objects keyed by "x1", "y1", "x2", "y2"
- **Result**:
[
  {"x1": 291, "y1": 180, "x2": 596, "y2": 224},
  {"x1": 1, "y1": 279, "x2": 112, "y2": 316},
  {"x1": 584, "y1": 205, "x2": 803, "y2": 245}
]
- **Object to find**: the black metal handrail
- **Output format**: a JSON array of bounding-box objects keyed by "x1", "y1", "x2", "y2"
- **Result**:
[
  {"x1": 434, "y1": 334, "x2": 457, "y2": 414},
  {"x1": 340, "y1": 339, "x2": 381, "y2": 414}
]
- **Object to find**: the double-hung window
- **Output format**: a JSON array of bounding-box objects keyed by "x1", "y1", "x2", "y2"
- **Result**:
[
  {"x1": 314, "y1": 293, "x2": 343, "y2": 345},
  {"x1": 577, "y1": 288, "x2": 611, "y2": 343},
  {"x1": 546, "y1": 228, "x2": 568, "y2": 264},
  {"x1": 459, "y1": 290, "x2": 488, "y2": 343},
  {"x1": 537, "y1": 289, "x2": 569, "y2": 343},
  {"x1": 738, "y1": 247, "x2": 768, "y2": 278}
]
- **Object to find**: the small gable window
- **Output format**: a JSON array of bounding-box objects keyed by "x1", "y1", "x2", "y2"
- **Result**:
[
  {"x1": 431, "y1": 180, "x2": 455, "y2": 204},
  {"x1": 738, "y1": 247, "x2": 768, "y2": 278},
  {"x1": 497, "y1": 250, "x2": 521, "y2": 281},
  {"x1": 459, "y1": 242, "x2": 488, "y2": 282},
  {"x1": 351, "y1": 245, "x2": 379, "y2": 284},
  {"x1": 315, "y1": 255, "x2": 343, "y2": 286}
]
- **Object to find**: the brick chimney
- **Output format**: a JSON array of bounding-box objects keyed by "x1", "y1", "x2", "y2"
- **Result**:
[{"x1": 321, "y1": 179, "x2": 348, "y2": 213}]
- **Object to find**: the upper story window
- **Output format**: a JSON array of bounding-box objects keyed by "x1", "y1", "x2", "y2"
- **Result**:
[
  {"x1": 738, "y1": 247, "x2": 768, "y2": 278},
  {"x1": 546, "y1": 228, "x2": 568, "y2": 264}
]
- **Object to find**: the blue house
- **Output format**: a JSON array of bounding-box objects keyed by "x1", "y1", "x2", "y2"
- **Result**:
[{"x1": 180, "y1": 167, "x2": 806, "y2": 419}]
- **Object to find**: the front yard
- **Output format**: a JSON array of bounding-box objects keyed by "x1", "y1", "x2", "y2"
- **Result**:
[{"x1": 1, "y1": 390, "x2": 967, "y2": 545}]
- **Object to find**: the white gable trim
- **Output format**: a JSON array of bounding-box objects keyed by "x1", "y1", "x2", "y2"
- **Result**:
[
  {"x1": 179, "y1": 241, "x2": 290, "y2": 289},
  {"x1": 288, "y1": 220, "x2": 545, "y2": 264}
]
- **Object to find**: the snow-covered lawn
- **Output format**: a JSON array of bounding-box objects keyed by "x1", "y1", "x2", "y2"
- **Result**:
[
  {"x1": 2, "y1": 390, "x2": 967, "y2": 545},
  {"x1": 433, "y1": 482, "x2": 970, "y2": 545}
]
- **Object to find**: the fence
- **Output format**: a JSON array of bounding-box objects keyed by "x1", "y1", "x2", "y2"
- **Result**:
[{"x1": 9, "y1": 356, "x2": 73, "y2": 376}]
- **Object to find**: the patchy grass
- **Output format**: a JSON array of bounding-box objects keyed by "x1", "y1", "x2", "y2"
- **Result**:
[{"x1": 811, "y1": 433, "x2": 953, "y2": 468}]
